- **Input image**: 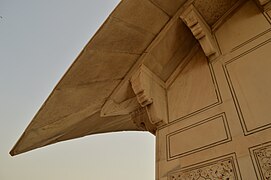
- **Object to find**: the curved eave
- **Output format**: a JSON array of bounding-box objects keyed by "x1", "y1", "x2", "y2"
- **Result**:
[
  {"x1": 11, "y1": 0, "x2": 240, "y2": 156},
  {"x1": 10, "y1": 0, "x2": 187, "y2": 156}
]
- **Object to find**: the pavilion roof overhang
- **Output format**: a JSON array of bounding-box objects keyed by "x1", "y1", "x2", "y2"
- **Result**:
[{"x1": 10, "y1": 0, "x2": 244, "y2": 156}]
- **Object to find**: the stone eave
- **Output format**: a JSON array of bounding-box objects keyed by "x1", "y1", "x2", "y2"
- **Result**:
[{"x1": 10, "y1": 0, "x2": 246, "y2": 156}]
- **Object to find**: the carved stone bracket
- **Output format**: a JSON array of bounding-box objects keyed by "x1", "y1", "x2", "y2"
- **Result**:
[
  {"x1": 256, "y1": 0, "x2": 271, "y2": 11},
  {"x1": 180, "y1": 5, "x2": 219, "y2": 60},
  {"x1": 130, "y1": 65, "x2": 168, "y2": 126},
  {"x1": 131, "y1": 108, "x2": 157, "y2": 135}
]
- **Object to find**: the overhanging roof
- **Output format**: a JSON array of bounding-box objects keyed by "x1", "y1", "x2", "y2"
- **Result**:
[{"x1": 10, "y1": 0, "x2": 241, "y2": 156}]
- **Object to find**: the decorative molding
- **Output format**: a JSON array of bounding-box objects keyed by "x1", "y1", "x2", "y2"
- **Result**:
[
  {"x1": 170, "y1": 160, "x2": 235, "y2": 180},
  {"x1": 249, "y1": 141, "x2": 271, "y2": 180},
  {"x1": 256, "y1": 0, "x2": 271, "y2": 11},
  {"x1": 180, "y1": 5, "x2": 220, "y2": 60},
  {"x1": 130, "y1": 65, "x2": 168, "y2": 126},
  {"x1": 168, "y1": 153, "x2": 241, "y2": 180}
]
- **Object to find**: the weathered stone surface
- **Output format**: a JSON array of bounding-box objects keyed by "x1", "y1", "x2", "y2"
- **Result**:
[
  {"x1": 147, "y1": 20, "x2": 194, "y2": 73},
  {"x1": 58, "y1": 50, "x2": 139, "y2": 87},
  {"x1": 215, "y1": 0, "x2": 270, "y2": 53},
  {"x1": 157, "y1": 1, "x2": 271, "y2": 180},
  {"x1": 112, "y1": 0, "x2": 170, "y2": 35},
  {"x1": 167, "y1": 49, "x2": 218, "y2": 122},
  {"x1": 180, "y1": 4, "x2": 220, "y2": 59},
  {"x1": 11, "y1": 111, "x2": 139, "y2": 155},
  {"x1": 87, "y1": 17, "x2": 155, "y2": 54},
  {"x1": 194, "y1": 0, "x2": 238, "y2": 25},
  {"x1": 150, "y1": 0, "x2": 187, "y2": 16},
  {"x1": 11, "y1": 3, "x2": 271, "y2": 180},
  {"x1": 144, "y1": 20, "x2": 196, "y2": 81},
  {"x1": 31, "y1": 81, "x2": 120, "y2": 129}
]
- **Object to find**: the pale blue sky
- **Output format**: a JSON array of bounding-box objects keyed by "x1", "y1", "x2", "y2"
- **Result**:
[{"x1": 0, "y1": 1, "x2": 155, "y2": 179}]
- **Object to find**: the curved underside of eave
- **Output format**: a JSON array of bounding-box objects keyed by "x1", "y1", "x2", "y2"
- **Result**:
[
  {"x1": 10, "y1": 111, "x2": 140, "y2": 156},
  {"x1": 10, "y1": 0, "x2": 243, "y2": 156},
  {"x1": 10, "y1": 0, "x2": 188, "y2": 156}
]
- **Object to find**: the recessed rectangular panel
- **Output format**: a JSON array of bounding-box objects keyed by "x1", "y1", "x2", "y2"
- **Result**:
[
  {"x1": 224, "y1": 40, "x2": 271, "y2": 135},
  {"x1": 215, "y1": 0, "x2": 271, "y2": 54},
  {"x1": 167, "y1": 113, "x2": 231, "y2": 160}
]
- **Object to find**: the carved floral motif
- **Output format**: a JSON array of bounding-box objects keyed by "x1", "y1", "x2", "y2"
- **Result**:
[
  {"x1": 169, "y1": 158, "x2": 237, "y2": 180},
  {"x1": 253, "y1": 144, "x2": 271, "y2": 180}
]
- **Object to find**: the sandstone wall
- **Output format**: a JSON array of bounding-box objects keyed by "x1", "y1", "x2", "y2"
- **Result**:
[{"x1": 157, "y1": 1, "x2": 271, "y2": 179}]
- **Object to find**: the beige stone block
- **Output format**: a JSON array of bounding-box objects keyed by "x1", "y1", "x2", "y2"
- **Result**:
[
  {"x1": 112, "y1": 0, "x2": 170, "y2": 35},
  {"x1": 11, "y1": 2, "x2": 271, "y2": 178},
  {"x1": 215, "y1": 0, "x2": 271, "y2": 54},
  {"x1": 87, "y1": 17, "x2": 155, "y2": 54},
  {"x1": 31, "y1": 80, "x2": 120, "y2": 129},
  {"x1": 149, "y1": 0, "x2": 186, "y2": 16},
  {"x1": 56, "y1": 111, "x2": 139, "y2": 142},
  {"x1": 144, "y1": 20, "x2": 196, "y2": 81},
  {"x1": 58, "y1": 50, "x2": 139, "y2": 88}
]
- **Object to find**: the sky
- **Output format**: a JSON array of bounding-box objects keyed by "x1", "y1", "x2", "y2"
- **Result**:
[{"x1": 0, "y1": 1, "x2": 155, "y2": 179}]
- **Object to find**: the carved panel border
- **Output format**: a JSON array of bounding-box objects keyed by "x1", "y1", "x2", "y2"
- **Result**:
[
  {"x1": 166, "y1": 113, "x2": 231, "y2": 161},
  {"x1": 168, "y1": 153, "x2": 242, "y2": 180},
  {"x1": 223, "y1": 38, "x2": 271, "y2": 136},
  {"x1": 249, "y1": 141, "x2": 271, "y2": 180}
]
